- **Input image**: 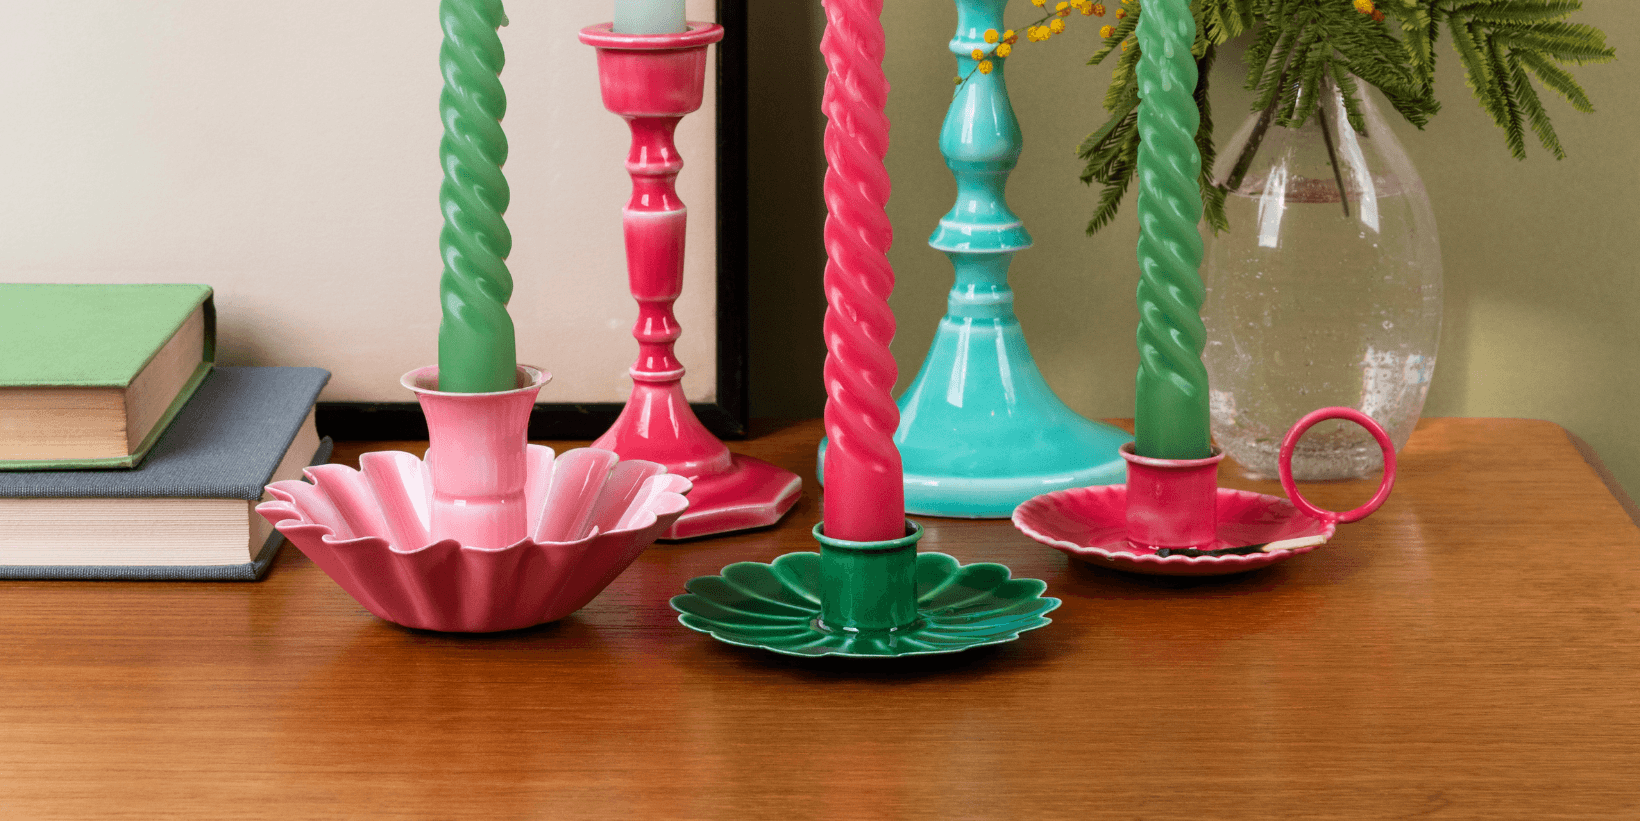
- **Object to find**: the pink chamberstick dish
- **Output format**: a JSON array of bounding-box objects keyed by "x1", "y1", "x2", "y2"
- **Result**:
[
  {"x1": 258, "y1": 446, "x2": 691, "y2": 632},
  {"x1": 1012, "y1": 484, "x2": 1336, "y2": 577}
]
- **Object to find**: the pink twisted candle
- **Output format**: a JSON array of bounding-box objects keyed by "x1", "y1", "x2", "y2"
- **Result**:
[{"x1": 820, "y1": 0, "x2": 904, "y2": 542}]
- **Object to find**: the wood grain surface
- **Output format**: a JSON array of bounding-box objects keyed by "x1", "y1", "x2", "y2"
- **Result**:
[{"x1": 1, "y1": 418, "x2": 1636, "y2": 820}]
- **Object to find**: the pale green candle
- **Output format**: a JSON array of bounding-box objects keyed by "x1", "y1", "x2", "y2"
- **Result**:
[
  {"x1": 613, "y1": 0, "x2": 687, "y2": 34},
  {"x1": 1133, "y1": 0, "x2": 1212, "y2": 460},
  {"x1": 437, "y1": 0, "x2": 518, "y2": 394}
]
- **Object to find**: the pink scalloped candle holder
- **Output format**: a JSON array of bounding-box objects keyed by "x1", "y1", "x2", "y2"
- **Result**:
[
  {"x1": 256, "y1": 366, "x2": 692, "y2": 632},
  {"x1": 1014, "y1": 407, "x2": 1397, "y2": 576}
]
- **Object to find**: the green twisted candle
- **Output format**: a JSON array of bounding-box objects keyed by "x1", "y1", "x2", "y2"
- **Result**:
[
  {"x1": 436, "y1": 0, "x2": 517, "y2": 394},
  {"x1": 1133, "y1": 0, "x2": 1211, "y2": 460}
]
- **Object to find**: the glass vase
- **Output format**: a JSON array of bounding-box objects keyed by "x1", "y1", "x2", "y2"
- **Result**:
[{"x1": 1202, "y1": 77, "x2": 1442, "y2": 480}]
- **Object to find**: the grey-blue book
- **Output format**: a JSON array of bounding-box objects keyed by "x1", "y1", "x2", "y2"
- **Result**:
[{"x1": 0, "y1": 367, "x2": 332, "y2": 581}]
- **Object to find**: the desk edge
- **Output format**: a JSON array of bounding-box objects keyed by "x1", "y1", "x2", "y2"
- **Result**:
[{"x1": 1565, "y1": 428, "x2": 1640, "y2": 529}]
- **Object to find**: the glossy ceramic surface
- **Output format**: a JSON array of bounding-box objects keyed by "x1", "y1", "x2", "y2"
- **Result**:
[
  {"x1": 865, "y1": 0, "x2": 1129, "y2": 518},
  {"x1": 404, "y1": 365, "x2": 548, "y2": 550},
  {"x1": 1014, "y1": 484, "x2": 1336, "y2": 577},
  {"x1": 1013, "y1": 407, "x2": 1396, "y2": 576},
  {"x1": 259, "y1": 445, "x2": 691, "y2": 632},
  {"x1": 672, "y1": 521, "x2": 1059, "y2": 657},
  {"x1": 581, "y1": 22, "x2": 800, "y2": 540}
]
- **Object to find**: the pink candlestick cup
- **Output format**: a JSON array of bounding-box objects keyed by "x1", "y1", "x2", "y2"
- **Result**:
[
  {"x1": 404, "y1": 364, "x2": 548, "y2": 549},
  {"x1": 1120, "y1": 444, "x2": 1225, "y2": 549}
]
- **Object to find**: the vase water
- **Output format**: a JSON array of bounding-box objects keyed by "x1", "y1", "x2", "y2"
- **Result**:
[{"x1": 1204, "y1": 77, "x2": 1442, "y2": 480}]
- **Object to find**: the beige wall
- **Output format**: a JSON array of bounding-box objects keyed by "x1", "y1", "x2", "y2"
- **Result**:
[
  {"x1": 0, "y1": 0, "x2": 720, "y2": 405},
  {"x1": 748, "y1": 2, "x2": 1640, "y2": 499}
]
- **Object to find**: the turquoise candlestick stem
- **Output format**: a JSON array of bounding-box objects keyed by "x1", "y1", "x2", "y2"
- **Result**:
[
  {"x1": 436, "y1": 0, "x2": 518, "y2": 394},
  {"x1": 1133, "y1": 0, "x2": 1212, "y2": 460},
  {"x1": 829, "y1": 0, "x2": 1129, "y2": 518}
]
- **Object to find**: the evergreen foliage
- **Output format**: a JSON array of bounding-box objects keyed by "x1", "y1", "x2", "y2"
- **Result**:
[{"x1": 1077, "y1": 0, "x2": 1614, "y2": 235}]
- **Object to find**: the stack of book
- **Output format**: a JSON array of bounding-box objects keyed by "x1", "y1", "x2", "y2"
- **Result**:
[{"x1": 0, "y1": 284, "x2": 330, "y2": 580}]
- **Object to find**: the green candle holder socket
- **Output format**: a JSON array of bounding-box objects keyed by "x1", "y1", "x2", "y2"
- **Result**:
[{"x1": 671, "y1": 521, "x2": 1059, "y2": 658}]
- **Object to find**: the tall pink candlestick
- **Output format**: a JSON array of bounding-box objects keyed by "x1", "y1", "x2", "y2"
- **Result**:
[
  {"x1": 580, "y1": 23, "x2": 800, "y2": 540},
  {"x1": 819, "y1": 0, "x2": 904, "y2": 542}
]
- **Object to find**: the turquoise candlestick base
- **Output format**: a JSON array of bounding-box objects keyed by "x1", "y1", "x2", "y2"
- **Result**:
[
  {"x1": 891, "y1": 282, "x2": 1132, "y2": 517},
  {"x1": 819, "y1": 277, "x2": 1132, "y2": 518},
  {"x1": 818, "y1": 0, "x2": 1129, "y2": 518}
]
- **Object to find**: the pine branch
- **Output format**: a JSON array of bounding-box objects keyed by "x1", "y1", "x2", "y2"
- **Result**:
[
  {"x1": 1330, "y1": 63, "x2": 1368, "y2": 135},
  {"x1": 1196, "y1": 45, "x2": 1228, "y2": 233},
  {"x1": 1466, "y1": 2, "x2": 1585, "y2": 24},
  {"x1": 1083, "y1": 124, "x2": 1140, "y2": 234},
  {"x1": 1087, "y1": 13, "x2": 1138, "y2": 67},
  {"x1": 1439, "y1": 0, "x2": 1613, "y2": 158},
  {"x1": 1508, "y1": 52, "x2": 1566, "y2": 158},
  {"x1": 1486, "y1": 34, "x2": 1528, "y2": 158},
  {"x1": 1517, "y1": 49, "x2": 1595, "y2": 111},
  {"x1": 1074, "y1": 0, "x2": 1614, "y2": 235},
  {"x1": 1078, "y1": 93, "x2": 1139, "y2": 159}
]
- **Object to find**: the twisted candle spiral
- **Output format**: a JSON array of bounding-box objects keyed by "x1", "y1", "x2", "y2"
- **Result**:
[
  {"x1": 820, "y1": 0, "x2": 905, "y2": 542},
  {"x1": 436, "y1": 0, "x2": 518, "y2": 394},
  {"x1": 1133, "y1": 0, "x2": 1212, "y2": 460}
]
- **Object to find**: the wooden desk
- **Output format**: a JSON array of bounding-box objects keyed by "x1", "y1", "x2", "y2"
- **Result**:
[{"x1": 2, "y1": 419, "x2": 1636, "y2": 819}]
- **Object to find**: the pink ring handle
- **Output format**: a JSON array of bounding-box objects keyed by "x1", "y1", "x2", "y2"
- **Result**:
[{"x1": 1277, "y1": 407, "x2": 1397, "y2": 524}]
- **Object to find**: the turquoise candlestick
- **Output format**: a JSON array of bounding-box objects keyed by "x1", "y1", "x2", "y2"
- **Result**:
[
  {"x1": 436, "y1": 0, "x2": 518, "y2": 394},
  {"x1": 1133, "y1": 0, "x2": 1211, "y2": 459},
  {"x1": 820, "y1": 0, "x2": 1130, "y2": 519}
]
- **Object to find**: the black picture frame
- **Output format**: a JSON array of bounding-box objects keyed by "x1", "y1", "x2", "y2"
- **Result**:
[{"x1": 317, "y1": 0, "x2": 750, "y2": 442}]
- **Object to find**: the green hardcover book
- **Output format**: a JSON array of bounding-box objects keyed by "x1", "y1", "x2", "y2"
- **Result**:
[{"x1": 0, "y1": 283, "x2": 216, "y2": 469}]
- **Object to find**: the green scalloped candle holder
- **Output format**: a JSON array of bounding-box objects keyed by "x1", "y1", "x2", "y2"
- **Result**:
[{"x1": 671, "y1": 521, "x2": 1059, "y2": 658}]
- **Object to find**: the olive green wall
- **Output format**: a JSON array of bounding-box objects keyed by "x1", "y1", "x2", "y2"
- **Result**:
[{"x1": 747, "y1": 3, "x2": 1640, "y2": 499}]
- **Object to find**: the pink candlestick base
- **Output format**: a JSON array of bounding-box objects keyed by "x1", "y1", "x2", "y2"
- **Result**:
[
  {"x1": 1014, "y1": 407, "x2": 1397, "y2": 576},
  {"x1": 256, "y1": 366, "x2": 693, "y2": 632},
  {"x1": 581, "y1": 22, "x2": 801, "y2": 540},
  {"x1": 591, "y1": 381, "x2": 801, "y2": 541}
]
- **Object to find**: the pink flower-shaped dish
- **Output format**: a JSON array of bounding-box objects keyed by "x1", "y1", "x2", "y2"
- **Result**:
[
  {"x1": 1012, "y1": 485, "x2": 1334, "y2": 577},
  {"x1": 258, "y1": 447, "x2": 691, "y2": 632}
]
